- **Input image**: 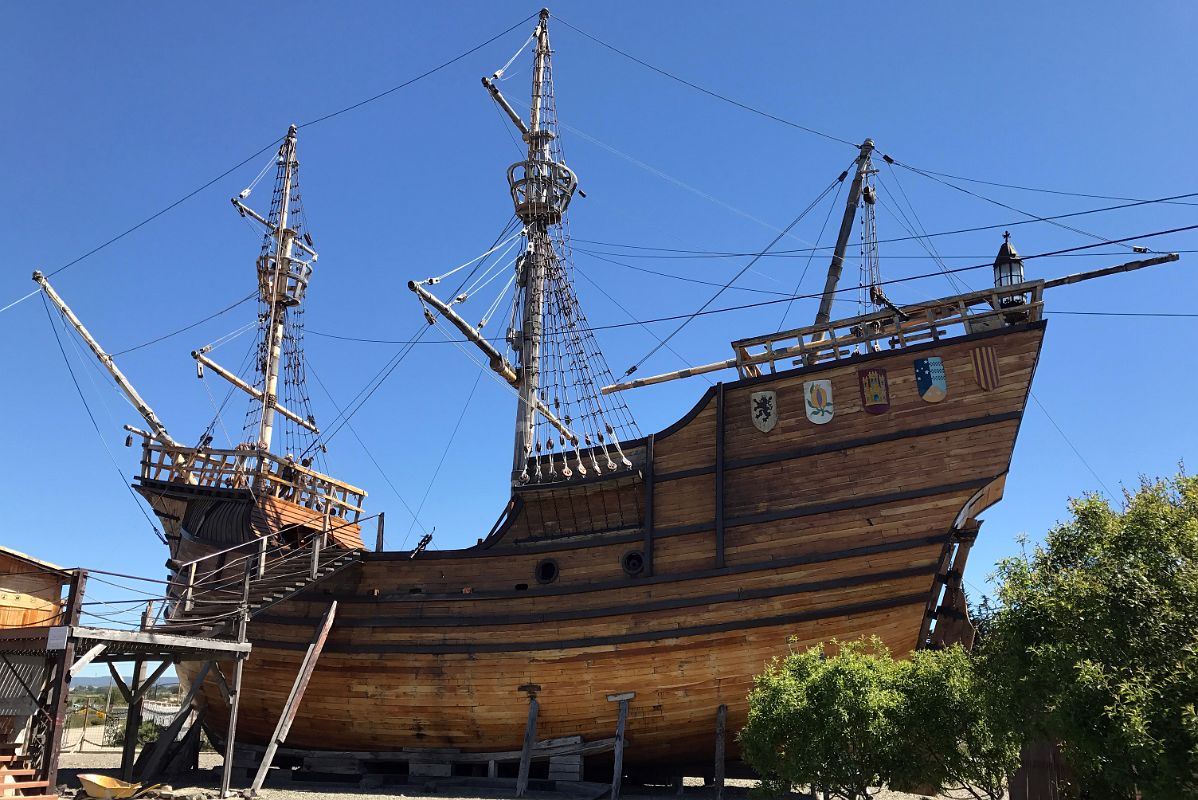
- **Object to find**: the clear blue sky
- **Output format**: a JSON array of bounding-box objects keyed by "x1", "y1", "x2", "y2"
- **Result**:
[{"x1": 2, "y1": 2, "x2": 1195, "y2": 633}]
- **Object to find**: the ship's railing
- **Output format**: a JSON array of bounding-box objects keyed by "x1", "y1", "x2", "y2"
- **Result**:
[
  {"x1": 729, "y1": 280, "x2": 1044, "y2": 378},
  {"x1": 137, "y1": 442, "x2": 367, "y2": 522}
]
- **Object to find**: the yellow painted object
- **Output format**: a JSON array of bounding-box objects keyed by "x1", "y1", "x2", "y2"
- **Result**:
[{"x1": 76, "y1": 774, "x2": 142, "y2": 799}]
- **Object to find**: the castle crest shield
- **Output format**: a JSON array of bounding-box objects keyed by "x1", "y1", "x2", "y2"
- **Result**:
[
  {"x1": 803, "y1": 379, "x2": 834, "y2": 424},
  {"x1": 971, "y1": 346, "x2": 1001, "y2": 391},
  {"x1": 914, "y1": 357, "x2": 947, "y2": 403},
  {"x1": 858, "y1": 367, "x2": 890, "y2": 414},
  {"x1": 750, "y1": 391, "x2": 777, "y2": 433}
]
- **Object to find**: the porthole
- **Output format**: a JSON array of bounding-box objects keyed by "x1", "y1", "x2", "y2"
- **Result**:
[
  {"x1": 621, "y1": 550, "x2": 645, "y2": 577},
  {"x1": 536, "y1": 558, "x2": 559, "y2": 585}
]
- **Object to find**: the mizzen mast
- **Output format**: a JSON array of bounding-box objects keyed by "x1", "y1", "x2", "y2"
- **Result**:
[{"x1": 814, "y1": 138, "x2": 875, "y2": 327}]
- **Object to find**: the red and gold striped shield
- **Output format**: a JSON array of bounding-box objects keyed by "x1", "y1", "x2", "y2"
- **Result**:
[{"x1": 970, "y1": 346, "x2": 1001, "y2": 391}]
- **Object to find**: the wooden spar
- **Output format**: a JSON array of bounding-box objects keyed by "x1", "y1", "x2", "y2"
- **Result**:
[
  {"x1": 140, "y1": 661, "x2": 212, "y2": 781},
  {"x1": 713, "y1": 704, "x2": 727, "y2": 800},
  {"x1": 515, "y1": 688, "x2": 540, "y2": 798},
  {"x1": 409, "y1": 280, "x2": 518, "y2": 382},
  {"x1": 813, "y1": 139, "x2": 874, "y2": 328},
  {"x1": 192, "y1": 351, "x2": 319, "y2": 434},
  {"x1": 482, "y1": 76, "x2": 530, "y2": 136},
  {"x1": 601, "y1": 252, "x2": 1180, "y2": 394},
  {"x1": 408, "y1": 279, "x2": 579, "y2": 444},
  {"x1": 1042, "y1": 252, "x2": 1179, "y2": 288},
  {"x1": 33, "y1": 271, "x2": 179, "y2": 447},
  {"x1": 250, "y1": 602, "x2": 337, "y2": 794}
]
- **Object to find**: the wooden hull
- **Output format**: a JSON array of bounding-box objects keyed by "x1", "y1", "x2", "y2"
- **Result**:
[{"x1": 164, "y1": 321, "x2": 1045, "y2": 769}]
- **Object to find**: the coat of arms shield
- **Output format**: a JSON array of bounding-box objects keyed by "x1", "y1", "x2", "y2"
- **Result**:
[
  {"x1": 914, "y1": 357, "x2": 947, "y2": 403},
  {"x1": 971, "y1": 346, "x2": 1001, "y2": 391},
  {"x1": 803, "y1": 379, "x2": 834, "y2": 424},
  {"x1": 858, "y1": 367, "x2": 890, "y2": 414},
  {"x1": 750, "y1": 390, "x2": 777, "y2": 433}
]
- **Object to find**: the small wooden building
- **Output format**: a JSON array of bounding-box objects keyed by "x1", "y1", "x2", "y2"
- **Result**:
[{"x1": 0, "y1": 547, "x2": 71, "y2": 745}]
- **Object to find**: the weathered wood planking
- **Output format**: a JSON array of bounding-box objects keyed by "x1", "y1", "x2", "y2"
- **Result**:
[{"x1": 163, "y1": 321, "x2": 1044, "y2": 769}]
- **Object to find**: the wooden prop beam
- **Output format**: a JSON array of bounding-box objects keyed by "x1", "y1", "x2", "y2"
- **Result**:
[
  {"x1": 608, "y1": 692, "x2": 634, "y2": 800},
  {"x1": 515, "y1": 686, "x2": 541, "y2": 798},
  {"x1": 133, "y1": 660, "x2": 174, "y2": 703},
  {"x1": 139, "y1": 661, "x2": 212, "y2": 781},
  {"x1": 220, "y1": 613, "x2": 249, "y2": 799},
  {"x1": 121, "y1": 656, "x2": 149, "y2": 781},
  {"x1": 713, "y1": 704, "x2": 727, "y2": 800},
  {"x1": 249, "y1": 602, "x2": 337, "y2": 794}
]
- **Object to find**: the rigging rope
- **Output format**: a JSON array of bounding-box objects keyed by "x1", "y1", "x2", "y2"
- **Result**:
[
  {"x1": 620, "y1": 172, "x2": 844, "y2": 377},
  {"x1": 40, "y1": 294, "x2": 166, "y2": 544}
]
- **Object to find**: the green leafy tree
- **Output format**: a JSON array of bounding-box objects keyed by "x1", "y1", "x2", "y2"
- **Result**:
[
  {"x1": 980, "y1": 473, "x2": 1198, "y2": 798},
  {"x1": 890, "y1": 646, "x2": 1020, "y2": 799},
  {"x1": 740, "y1": 638, "x2": 901, "y2": 799},
  {"x1": 740, "y1": 638, "x2": 1018, "y2": 799}
]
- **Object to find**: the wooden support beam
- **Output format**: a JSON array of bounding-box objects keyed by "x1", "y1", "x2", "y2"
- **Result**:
[
  {"x1": 375, "y1": 512, "x2": 386, "y2": 552},
  {"x1": 714, "y1": 384, "x2": 726, "y2": 569},
  {"x1": 108, "y1": 662, "x2": 132, "y2": 703},
  {"x1": 211, "y1": 663, "x2": 232, "y2": 706},
  {"x1": 642, "y1": 435, "x2": 655, "y2": 577},
  {"x1": 250, "y1": 603, "x2": 337, "y2": 794},
  {"x1": 515, "y1": 685, "x2": 541, "y2": 797},
  {"x1": 121, "y1": 656, "x2": 148, "y2": 781},
  {"x1": 713, "y1": 704, "x2": 727, "y2": 800},
  {"x1": 133, "y1": 660, "x2": 174, "y2": 702},
  {"x1": 44, "y1": 570, "x2": 86, "y2": 791},
  {"x1": 70, "y1": 643, "x2": 107, "y2": 677},
  {"x1": 608, "y1": 692, "x2": 634, "y2": 800},
  {"x1": 139, "y1": 662, "x2": 211, "y2": 781},
  {"x1": 220, "y1": 613, "x2": 249, "y2": 799}
]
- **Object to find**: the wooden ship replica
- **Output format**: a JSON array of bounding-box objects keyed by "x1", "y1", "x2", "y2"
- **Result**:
[{"x1": 34, "y1": 8, "x2": 1182, "y2": 778}]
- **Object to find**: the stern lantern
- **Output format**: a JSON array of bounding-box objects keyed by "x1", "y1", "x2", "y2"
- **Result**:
[{"x1": 993, "y1": 231, "x2": 1028, "y2": 322}]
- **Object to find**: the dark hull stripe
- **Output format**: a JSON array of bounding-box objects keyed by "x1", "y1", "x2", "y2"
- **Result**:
[
  {"x1": 374, "y1": 475, "x2": 995, "y2": 560},
  {"x1": 256, "y1": 563, "x2": 938, "y2": 628},
  {"x1": 254, "y1": 591, "x2": 931, "y2": 655},
  {"x1": 654, "y1": 410, "x2": 1022, "y2": 483},
  {"x1": 339, "y1": 530, "x2": 951, "y2": 603}
]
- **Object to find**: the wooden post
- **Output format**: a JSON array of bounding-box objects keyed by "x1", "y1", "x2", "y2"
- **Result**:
[
  {"x1": 120, "y1": 602, "x2": 154, "y2": 781},
  {"x1": 375, "y1": 512, "x2": 386, "y2": 552},
  {"x1": 44, "y1": 569, "x2": 86, "y2": 790},
  {"x1": 713, "y1": 704, "x2": 727, "y2": 800},
  {"x1": 515, "y1": 684, "x2": 541, "y2": 798},
  {"x1": 607, "y1": 692, "x2": 634, "y2": 800},
  {"x1": 220, "y1": 610, "x2": 249, "y2": 799},
  {"x1": 249, "y1": 603, "x2": 337, "y2": 794},
  {"x1": 311, "y1": 511, "x2": 328, "y2": 580}
]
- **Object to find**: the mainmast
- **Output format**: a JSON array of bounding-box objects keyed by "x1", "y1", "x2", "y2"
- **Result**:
[
  {"x1": 508, "y1": 8, "x2": 570, "y2": 477},
  {"x1": 814, "y1": 138, "x2": 875, "y2": 327},
  {"x1": 411, "y1": 7, "x2": 639, "y2": 485}
]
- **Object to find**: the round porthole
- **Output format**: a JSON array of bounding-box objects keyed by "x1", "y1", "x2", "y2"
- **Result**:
[
  {"x1": 535, "y1": 558, "x2": 559, "y2": 585},
  {"x1": 621, "y1": 550, "x2": 645, "y2": 577}
]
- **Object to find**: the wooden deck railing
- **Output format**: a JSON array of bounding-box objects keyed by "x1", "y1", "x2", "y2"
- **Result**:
[
  {"x1": 138, "y1": 443, "x2": 367, "y2": 522},
  {"x1": 603, "y1": 281, "x2": 1044, "y2": 393}
]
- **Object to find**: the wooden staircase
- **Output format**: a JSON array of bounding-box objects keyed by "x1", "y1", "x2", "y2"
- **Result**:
[
  {"x1": 0, "y1": 743, "x2": 55, "y2": 799},
  {"x1": 155, "y1": 543, "x2": 361, "y2": 637}
]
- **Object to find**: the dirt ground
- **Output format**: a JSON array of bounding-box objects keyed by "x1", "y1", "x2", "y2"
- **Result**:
[{"x1": 55, "y1": 728, "x2": 973, "y2": 800}]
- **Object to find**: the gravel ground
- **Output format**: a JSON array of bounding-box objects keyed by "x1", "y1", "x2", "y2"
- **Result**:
[{"x1": 55, "y1": 733, "x2": 960, "y2": 800}]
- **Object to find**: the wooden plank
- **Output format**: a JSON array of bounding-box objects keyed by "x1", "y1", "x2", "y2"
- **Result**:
[
  {"x1": 250, "y1": 603, "x2": 337, "y2": 793},
  {"x1": 69, "y1": 643, "x2": 106, "y2": 677}
]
